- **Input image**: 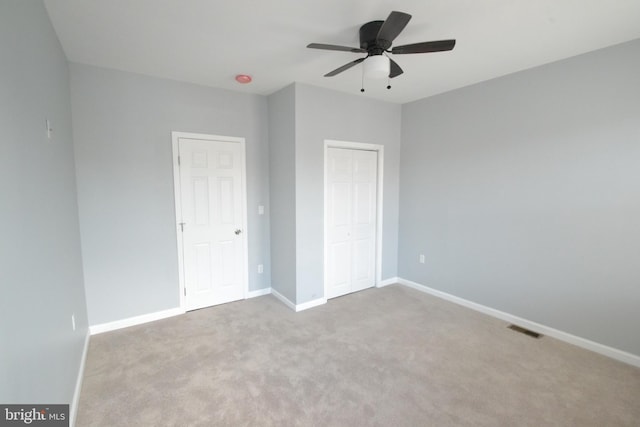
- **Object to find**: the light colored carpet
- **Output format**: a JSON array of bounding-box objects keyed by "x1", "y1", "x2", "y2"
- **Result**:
[{"x1": 77, "y1": 285, "x2": 640, "y2": 426}]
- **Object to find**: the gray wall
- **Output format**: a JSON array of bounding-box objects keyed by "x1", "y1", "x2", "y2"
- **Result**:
[
  {"x1": 0, "y1": 0, "x2": 88, "y2": 403},
  {"x1": 399, "y1": 39, "x2": 640, "y2": 356},
  {"x1": 295, "y1": 83, "x2": 401, "y2": 304},
  {"x1": 70, "y1": 64, "x2": 270, "y2": 326},
  {"x1": 267, "y1": 85, "x2": 297, "y2": 302}
]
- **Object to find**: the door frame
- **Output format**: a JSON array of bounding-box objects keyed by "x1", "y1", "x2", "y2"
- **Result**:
[
  {"x1": 323, "y1": 139, "x2": 384, "y2": 299},
  {"x1": 171, "y1": 131, "x2": 249, "y2": 311}
]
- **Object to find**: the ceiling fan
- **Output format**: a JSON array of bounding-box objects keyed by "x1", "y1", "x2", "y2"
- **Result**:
[{"x1": 307, "y1": 11, "x2": 456, "y2": 85}]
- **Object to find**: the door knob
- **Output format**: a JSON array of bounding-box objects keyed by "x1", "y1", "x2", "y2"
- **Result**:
[{"x1": 235, "y1": 229, "x2": 242, "y2": 235}]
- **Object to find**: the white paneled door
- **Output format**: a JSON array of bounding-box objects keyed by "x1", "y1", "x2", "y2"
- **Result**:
[
  {"x1": 326, "y1": 147, "x2": 378, "y2": 299},
  {"x1": 177, "y1": 136, "x2": 247, "y2": 311}
]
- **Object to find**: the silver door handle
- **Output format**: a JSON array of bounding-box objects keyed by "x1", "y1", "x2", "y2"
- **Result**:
[{"x1": 235, "y1": 229, "x2": 242, "y2": 235}]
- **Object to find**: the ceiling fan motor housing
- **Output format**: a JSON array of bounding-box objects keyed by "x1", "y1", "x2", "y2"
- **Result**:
[{"x1": 359, "y1": 21, "x2": 390, "y2": 54}]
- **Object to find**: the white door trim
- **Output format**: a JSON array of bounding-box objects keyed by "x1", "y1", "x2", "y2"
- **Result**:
[
  {"x1": 171, "y1": 131, "x2": 249, "y2": 311},
  {"x1": 323, "y1": 139, "x2": 384, "y2": 300}
]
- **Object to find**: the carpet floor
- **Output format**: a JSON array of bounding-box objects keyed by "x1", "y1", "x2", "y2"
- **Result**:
[{"x1": 76, "y1": 285, "x2": 640, "y2": 426}]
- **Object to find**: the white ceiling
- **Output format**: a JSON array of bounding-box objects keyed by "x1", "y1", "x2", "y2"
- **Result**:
[{"x1": 44, "y1": 0, "x2": 640, "y2": 104}]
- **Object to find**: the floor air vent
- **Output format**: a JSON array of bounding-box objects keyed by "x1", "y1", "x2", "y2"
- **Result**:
[{"x1": 508, "y1": 324, "x2": 542, "y2": 339}]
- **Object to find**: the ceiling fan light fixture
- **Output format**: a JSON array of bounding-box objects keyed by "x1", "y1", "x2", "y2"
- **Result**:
[{"x1": 363, "y1": 55, "x2": 389, "y2": 79}]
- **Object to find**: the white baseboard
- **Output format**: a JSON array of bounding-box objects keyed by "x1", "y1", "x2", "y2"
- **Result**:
[
  {"x1": 397, "y1": 278, "x2": 640, "y2": 368},
  {"x1": 377, "y1": 277, "x2": 399, "y2": 288},
  {"x1": 70, "y1": 330, "x2": 90, "y2": 427},
  {"x1": 247, "y1": 287, "x2": 272, "y2": 298},
  {"x1": 89, "y1": 290, "x2": 274, "y2": 334},
  {"x1": 270, "y1": 288, "x2": 327, "y2": 312},
  {"x1": 89, "y1": 307, "x2": 184, "y2": 335},
  {"x1": 270, "y1": 288, "x2": 296, "y2": 311},
  {"x1": 295, "y1": 297, "x2": 327, "y2": 312}
]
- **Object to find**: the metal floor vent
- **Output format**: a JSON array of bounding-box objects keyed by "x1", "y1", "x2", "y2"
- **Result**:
[{"x1": 508, "y1": 324, "x2": 542, "y2": 339}]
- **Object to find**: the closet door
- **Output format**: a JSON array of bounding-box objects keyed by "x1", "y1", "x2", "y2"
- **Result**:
[{"x1": 326, "y1": 148, "x2": 377, "y2": 299}]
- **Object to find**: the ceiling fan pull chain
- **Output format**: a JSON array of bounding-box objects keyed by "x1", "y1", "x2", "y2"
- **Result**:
[{"x1": 361, "y1": 66, "x2": 365, "y2": 92}]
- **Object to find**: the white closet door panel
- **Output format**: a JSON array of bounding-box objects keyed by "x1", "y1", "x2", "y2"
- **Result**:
[{"x1": 326, "y1": 147, "x2": 377, "y2": 298}]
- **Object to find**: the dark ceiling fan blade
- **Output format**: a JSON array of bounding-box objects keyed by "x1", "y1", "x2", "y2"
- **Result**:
[
  {"x1": 392, "y1": 39, "x2": 456, "y2": 55},
  {"x1": 324, "y1": 57, "x2": 366, "y2": 77},
  {"x1": 376, "y1": 11, "x2": 411, "y2": 44},
  {"x1": 389, "y1": 58, "x2": 403, "y2": 78},
  {"x1": 307, "y1": 43, "x2": 366, "y2": 53}
]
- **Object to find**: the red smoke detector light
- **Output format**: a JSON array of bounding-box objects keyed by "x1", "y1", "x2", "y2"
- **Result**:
[{"x1": 235, "y1": 74, "x2": 252, "y2": 84}]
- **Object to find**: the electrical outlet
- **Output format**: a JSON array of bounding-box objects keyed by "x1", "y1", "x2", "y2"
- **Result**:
[
  {"x1": 258, "y1": 205, "x2": 264, "y2": 215},
  {"x1": 419, "y1": 254, "x2": 425, "y2": 264},
  {"x1": 258, "y1": 264, "x2": 264, "y2": 274},
  {"x1": 71, "y1": 314, "x2": 76, "y2": 331}
]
